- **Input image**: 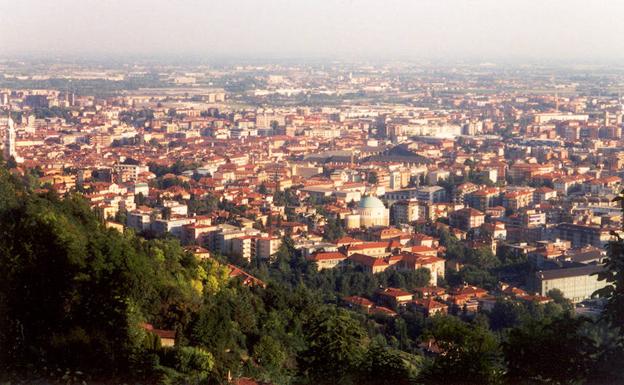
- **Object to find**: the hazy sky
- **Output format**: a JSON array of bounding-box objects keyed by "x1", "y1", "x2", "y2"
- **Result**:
[{"x1": 1, "y1": 0, "x2": 623, "y2": 61}]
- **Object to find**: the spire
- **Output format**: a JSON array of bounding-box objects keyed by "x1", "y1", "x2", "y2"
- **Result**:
[{"x1": 4, "y1": 104, "x2": 19, "y2": 163}]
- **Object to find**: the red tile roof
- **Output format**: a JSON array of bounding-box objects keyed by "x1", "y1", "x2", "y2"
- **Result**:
[
  {"x1": 308, "y1": 251, "x2": 347, "y2": 261},
  {"x1": 348, "y1": 253, "x2": 389, "y2": 268},
  {"x1": 378, "y1": 287, "x2": 413, "y2": 299},
  {"x1": 344, "y1": 296, "x2": 374, "y2": 308}
]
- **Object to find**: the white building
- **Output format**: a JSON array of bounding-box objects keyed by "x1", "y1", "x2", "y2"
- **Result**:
[{"x1": 346, "y1": 195, "x2": 389, "y2": 229}]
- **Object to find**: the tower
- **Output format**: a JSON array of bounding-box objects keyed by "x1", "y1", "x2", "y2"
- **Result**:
[{"x1": 4, "y1": 111, "x2": 22, "y2": 163}]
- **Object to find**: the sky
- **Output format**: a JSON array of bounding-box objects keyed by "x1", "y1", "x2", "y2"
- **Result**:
[{"x1": 1, "y1": 0, "x2": 623, "y2": 62}]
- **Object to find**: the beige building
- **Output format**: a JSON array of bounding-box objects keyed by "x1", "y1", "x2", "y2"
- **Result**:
[
  {"x1": 391, "y1": 199, "x2": 421, "y2": 225},
  {"x1": 307, "y1": 251, "x2": 347, "y2": 270},
  {"x1": 232, "y1": 236, "x2": 255, "y2": 261},
  {"x1": 535, "y1": 264, "x2": 608, "y2": 303},
  {"x1": 346, "y1": 242, "x2": 391, "y2": 258},
  {"x1": 256, "y1": 236, "x2": 282, "y2": 260},
  {"x1": 449, "y1": 207, "x2": 485, "y2": 231},
  {"x1": 502, "y1": 190, "x2": 534, "y2": 211}
]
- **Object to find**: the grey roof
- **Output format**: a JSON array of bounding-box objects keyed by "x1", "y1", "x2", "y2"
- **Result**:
[{"x1": 537, "y1": 264, "x2": 605, "y2": 281}]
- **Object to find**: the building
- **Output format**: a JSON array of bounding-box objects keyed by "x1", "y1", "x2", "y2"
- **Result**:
[
  {"x1": 185, "y1": 245, "x2": 211, "y2": 260},
  {"x1": 465, "y1": 188, "x2": 500, "y2": 211},
  {"x1": 343, "y1": 296, "x2": 374, "y2": 312},
  {"x1": 3, "y1": 115, "x2": 22, "y2": 163},
  {"x1": 377, "y1": 287, "x2": 414, "y2": 308},
  {"x1": 557, "y1": 223, "x2": 614, "y2": 248},
  {"x1": 533, "y1": 187, "x2": 557, "y2": 204},
  {"x1": 152, "y1": 217, "x2": 196, "y2": 238},
  {"x1": 416, "y1": 186, "x2": 447, "y2": 203},
  {"x1": 410, "y1": 298, "x2": 448, "y2": 317},
  {"x1": 140, "y1": 323, "x2": 175, "y2": 347},
  {"x1": 127, "y1": 208, "x2": 154, "y2": 232},
  {"x1": 449, "y1": 207, "x2": 485, "y2": 231},
  {"x1": 307, "y1": 251, "x2": 347, "y2": 270},
  {"x1": 535, "y1": 264, "x2": 608, "y2": 303},
  {"x1": 554, "y1": 176, "x2": 586, "y2": 195},
  {"x1": 255, "y1": 236, "x2": 282, "y2": 260},
  {"x1": 532, "y1": 112, "x2": 589, "y2": 124},
  {"x1": 113, "y1": 163, "x2": 150, "y2": 182},
  {"x1": 346, "y1": 195, "x2": 389, "y2": 229},
  {"x1": 384, "y1": 188, "x2": 419, "y2": 203},
  {"x1": 508, "y1": 163, "x2": 554, "y2": 182},
  {"x1": 502, "y1": 190, "x2": 533, "y2": 211},
  {"x1": 518, "y1": 210, "x2": 546, "y2": 228},
  {"x1": 232, "y1": 236, "x2": 255, "y2": 261},
  {"x1": 391, "y1": 199, "x2": 421, "y2": 225},
  {"x1": 454, "y1": 182, "x2": 479, "y2": 204},
  {"x1": 346, "y1": 241, "x2": 392, "y2": 258},
  {"x1": 228, "y1": 264, "x2": 266, "y2": 287},
  {"x1": 348, "y1": 253, "x2": 390, "y2": 273},
  {"x1": 394, "y1": 252, "x2": 446, "y2": 286},
  {"x1": 215, "y1": 227, "x2": 247, "y2": 255}
]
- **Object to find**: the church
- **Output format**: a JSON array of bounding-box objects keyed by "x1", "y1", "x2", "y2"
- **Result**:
[{"x1": 346, "y1": 195, "x2": 390, "y2": 229}]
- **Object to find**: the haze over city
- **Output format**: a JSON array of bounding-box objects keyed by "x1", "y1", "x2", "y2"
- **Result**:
[{"x1": 2, "y1": 0, "x2": 624, "y2": 61}]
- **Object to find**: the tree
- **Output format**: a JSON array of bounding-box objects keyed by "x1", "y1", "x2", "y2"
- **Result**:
[
  {"x1": 187, "y1": 195, "x2": 218, "y2": 216},
  {"x1": 393, "y1": 317, "x2": 411, "y2": 350},
  {"x1": 360, "y1": 343, "x2": 414, "y2": 385},
  {"x1": 273, "y1": 236, "x2": 295, "y2": 262},
  {"x1": 487, "y1": 300, "x2": 528, "y2": 331},
  {"x1": 503, "y1": 314, "x2": 597, "y2": 384},
  {"x1": 158, "y1": 346, "x2": 215, "y2": 384},
  {"x1": 324, "y1": 216, "x2": 345, "y2": 241},
  {"x1": 447, "y1": 265, "x2": 497, "y2": 289},
  {"x1": 135, "y1": 192, "x2": 147, "y2": 206},
  {"x1": 465, "y1": 247, "x2": 500, "y2": 270},
  {"x1": 187, "y1": 287, "x2": 247, "y2": 380},
  {"x1": 252, "y1": 335, "x2": 288, "y2": 381},
  {"x1": 420, "y1": 316, "x2": 504, "y2": 385},
  {"x1": 0, "y1": 166, "x2": 225, "y2": 381},
  {"x1": 122, "y1": 157, "x2": 140, "y2": 165},
  {"x1": 300, "y1": 311, "x2": 367, "y2": 384},
  {"x1": 273, "y1": 188, "x2": 299, "y2": 207},
  {"x1": 6, "y1": 155, "x2": 18, "y2": 169},
  {"x1": 0, "y1": 193, "x2": 152, "y2": 375},
  {"x1": 114, "y1": 208, "x2": 128, "y2": 224},
  {"x1": 596, "y1": 200, "x2": 624, "y2": 335},
  {"x1": 547, "y1": 288, "x2": 573, "y2": 312}
]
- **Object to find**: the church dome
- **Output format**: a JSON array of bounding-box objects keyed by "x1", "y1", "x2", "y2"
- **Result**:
[{"x1": 358, "y1": 195, "x2": 386, "y2": 210}]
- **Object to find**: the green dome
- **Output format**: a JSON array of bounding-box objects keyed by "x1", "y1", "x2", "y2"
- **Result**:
[{"x1": 359, "y1": 195, "x2": 386, "y2": 209}]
